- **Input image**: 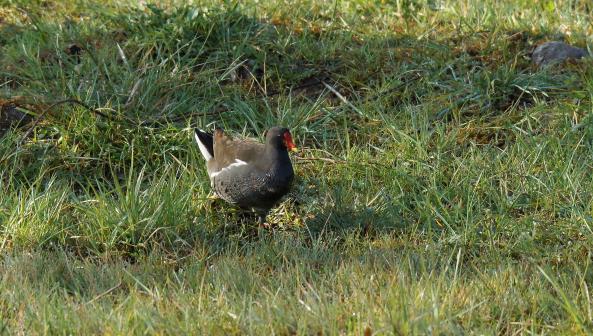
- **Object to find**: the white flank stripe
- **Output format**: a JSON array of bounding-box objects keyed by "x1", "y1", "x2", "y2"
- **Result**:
[
  {"x1": 210, "y1": 159, "x2": 248, "y2": 178},
  {"x1": 195, "y1": 132, "x2": 213, "y2": 161}
]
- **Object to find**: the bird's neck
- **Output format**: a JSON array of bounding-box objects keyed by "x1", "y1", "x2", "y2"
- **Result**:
[{"x1": 265, "y1": 145, "x2": 291, "y2": 166}]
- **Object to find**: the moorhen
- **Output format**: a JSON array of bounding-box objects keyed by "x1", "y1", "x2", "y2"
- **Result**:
[{"x1": 194, "y1": 126, "x2": 298, "y2": 223}]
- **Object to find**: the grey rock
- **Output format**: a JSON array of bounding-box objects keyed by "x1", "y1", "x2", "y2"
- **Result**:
[{"x1": 532, "y1": 41, "x2": 589, "y2": 67}]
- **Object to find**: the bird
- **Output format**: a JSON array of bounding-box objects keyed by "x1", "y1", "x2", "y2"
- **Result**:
[{"x1": 194, "y1": 126, "x2": 298, "y2": 224}]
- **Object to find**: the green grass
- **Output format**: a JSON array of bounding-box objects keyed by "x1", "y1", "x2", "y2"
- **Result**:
[{"x1": 1, "y1": 0, "x2": 593, "y2": 333}]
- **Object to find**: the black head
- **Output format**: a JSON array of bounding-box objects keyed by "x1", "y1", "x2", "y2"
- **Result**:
[{"x1": 265, "y1": 126, "x2": 298, "y2": 152}]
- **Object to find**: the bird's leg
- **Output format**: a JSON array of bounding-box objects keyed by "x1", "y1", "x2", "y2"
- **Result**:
[
  {"x1": 205, "y1": 192, "x2": 221, "y2": 211},
  {"x1": 257, "y1": 210, "x2": 270, "y2": 228}
]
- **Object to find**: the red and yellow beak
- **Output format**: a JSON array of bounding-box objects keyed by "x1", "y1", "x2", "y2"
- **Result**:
[{"x1": 283, "y1": 131, "x2": 299, "y2": 152}]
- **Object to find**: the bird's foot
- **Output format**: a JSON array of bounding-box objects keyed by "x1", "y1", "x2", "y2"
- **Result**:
[
  {"x1": 256, "y1": 212, "x2": 272, "y2": 229},
  {"x1": 259, "y1": 221, "x2": 272, "y2": 229},
  {"x1": 205, "y1": 193, "x2": 222, "y2": 210}
]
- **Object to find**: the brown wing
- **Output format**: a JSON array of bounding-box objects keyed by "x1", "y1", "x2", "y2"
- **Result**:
[{"x1": 211, "y1": 129, "x2": 265, "y2": 171}]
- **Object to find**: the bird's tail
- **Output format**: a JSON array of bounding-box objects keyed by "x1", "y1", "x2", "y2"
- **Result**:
[{"x1": 194, "y1": 129, "x2": 214, "y2": 161}]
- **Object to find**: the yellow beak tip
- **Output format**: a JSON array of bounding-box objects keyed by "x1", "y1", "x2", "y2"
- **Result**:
[{"x1": 291, "y1": 147, "x2": 299, "y2": 152}]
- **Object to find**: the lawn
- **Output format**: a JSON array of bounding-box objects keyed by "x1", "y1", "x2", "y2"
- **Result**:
[{"x1": 1, "y1": 0, "x2": 593, "y2": 334}]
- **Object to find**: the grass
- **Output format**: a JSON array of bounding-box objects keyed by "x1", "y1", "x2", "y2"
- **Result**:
[{"x1": 1, "y1": 0, "x2": 593, "y2": 333}]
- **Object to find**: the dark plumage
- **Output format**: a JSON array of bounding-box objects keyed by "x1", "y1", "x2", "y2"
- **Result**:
[{"x1": 194, "y1": 126, "x2": 297, "y2": 222}]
